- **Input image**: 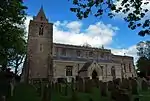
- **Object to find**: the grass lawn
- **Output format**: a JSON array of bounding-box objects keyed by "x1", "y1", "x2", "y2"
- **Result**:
[{"x1": 7, "y1": 83, "x2": 150, "y2": 101}]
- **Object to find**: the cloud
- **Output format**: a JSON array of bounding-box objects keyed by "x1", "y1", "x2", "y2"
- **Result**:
[
  {"x1": 24, "y1": 16, "x2": 33, "y2": 33},
  {"x1": 111, "y1": 45, "x2": 138, "y2": 64},
  {"x1": 53, "y1": 21, "x2": 119, "y2": 47}
]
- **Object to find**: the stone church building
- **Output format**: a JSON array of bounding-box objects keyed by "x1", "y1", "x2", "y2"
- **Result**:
[{"x1": 21, "y1": 7, "x2": 137, "y2": 83}]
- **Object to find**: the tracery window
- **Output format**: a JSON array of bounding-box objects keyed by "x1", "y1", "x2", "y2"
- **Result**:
[
  {"x1": 76, "y1": 50, "x2": 81, "y2": 57},
  {"x1": 89, "y1": 51, "x2": 93, "y2": 57},
  {"x1": 66, "y1": 66, "x2": 73, "y2": 76},
  {"x1": 129, "y1": 63, "x2": 131, "y2": 72},
  {"x1": 39, "y1": 24, "x2": 44, "y2": 35},
  {"x1": 111, "y1": 66, "x2": 116, "y2": 77}
]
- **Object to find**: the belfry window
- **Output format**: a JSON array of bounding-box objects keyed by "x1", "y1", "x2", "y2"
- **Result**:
[
  {"x1": 40, "y1": 16, "x2": 43, "y2": 21},
  {"x1": 39, "y1": 25, "x2": 44, "y2": 35}
]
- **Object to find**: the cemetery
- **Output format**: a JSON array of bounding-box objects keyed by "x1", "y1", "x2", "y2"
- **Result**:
[{"x1": 2, "y1": 76, "x2": 150, "y2": 101}]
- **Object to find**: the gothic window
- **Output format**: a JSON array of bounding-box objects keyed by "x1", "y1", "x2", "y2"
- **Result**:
[
  {"x1": 129, "y1": 63, "x2": 131, "y2": 72},
  {"x1": 124, "y1": 64, "x2": 126, "y2": 72},
  {"x1": 76, "y1": 50, "x2": 81, "y2": 57},
  {"x1": 61, "y1": 48, "x2": 66, "y2": 56},
  {"x1": 111, "y1": 66, "x2": 116, "y2": 77},
  {"x1": 100, "y1": 66, "x2": 103, "y2": 76},
  {"x1": 39, "y1": 25, "x2": 44, "y2": 35},
  {"x1": 66, "y1": 66, "x2": 73, "y2": 76},
  {"x1": 89, "y1": 51, "x2": 93, "y2": 57},
  {"x1": 55, "y1": 47, "x2": 58, "y2": 55},
  {"x1": 40, "y1": 44, "x2": 43, "y2": 52},
  {"x1": 40, "y1": 16, "x2": 43, "y2": 21},
  {"x1": 100, "y1": 52, "x2": 104, "y2": 58}
]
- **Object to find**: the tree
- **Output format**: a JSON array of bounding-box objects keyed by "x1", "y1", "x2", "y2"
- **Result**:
[
  {"x1": 0, "y1": 0, "x2": 27, "y2": 70},
  {"x1": 69, "y1": 0, "x2": 150, "y2": 36},
  {"x1": 136, "y1": 41, "x2": 150, "y2": 76},
  {"x1": 8, "y1": 37, "x2": 26, "y2": 75},
  {"x1": 136, "y1": 57, "x2": 150, "y2": 76},
  {"x1": 136, "y1": 41, "x2": 150, "y2": 59}
]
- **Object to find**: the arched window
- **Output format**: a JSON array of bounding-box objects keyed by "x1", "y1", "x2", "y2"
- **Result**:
[
  {"x1": 111, "y1": 66, "x2": 116, "y2": 78},
  {"x1": 40, "y1": 16, "x2": 43, "y2": 21},
  {"x1": 124, "y1": 64, "x2": 126, "y2": 72},
  {"x1": 66, "y1": 66, "x2": 73, "y2": 76},
  {"x1": 39, "y1": 44, "x2": 43, "y2": 52},
  {"x1": 89, "y1": 51, "x2": 93, "y2": 57},
  {"x1": 39, "y1": 25, "x2": 44, "y2": 35},
  {"x1": 129, "y1": 63, "x2": 132, "y2": 72}
]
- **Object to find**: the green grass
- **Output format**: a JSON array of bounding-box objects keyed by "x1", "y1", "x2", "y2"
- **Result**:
[
  {"x1": 8, "y1": 83, "x2": 41, "y2": 101},
  {"x1": 7, "y1": 83, "x2": 150, "y2": 101}
]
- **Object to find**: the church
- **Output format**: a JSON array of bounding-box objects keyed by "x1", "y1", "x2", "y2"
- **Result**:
[{"x1": 21, "y1": 7, "x2": 137, "y2": 83}]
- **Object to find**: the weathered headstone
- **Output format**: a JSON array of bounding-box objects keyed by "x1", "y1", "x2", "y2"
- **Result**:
[
  {"x1": 71, "y1": 78, "x2": 75, "y2": 92},
  {"x1": 121, "y1": 78, "x2": 131, "y2": 90},
  {"x1": 84, "y1": 78, "x2": 91, "y2": 93},
  {"x1": 108, "y1": 81, "x2": 114, "y2": 91},
  {"x1": 78, "y1": 78, "x2": 84, "y2": 92},
  {"x1": 131, "y1": 79, "x2": 138, "y2": 95},
  {"x1": 111, "y1": 88, "x2": 131, "y2": 101},
  {"x1": 141, "y1": 79, "x2": 148, "y2": 91},
  {"x1": 100, "y1": 82, "x2": 107, "y2": 96},
  {"x1": 64, "y1": 81, "x2": 68, "y2": 96}
]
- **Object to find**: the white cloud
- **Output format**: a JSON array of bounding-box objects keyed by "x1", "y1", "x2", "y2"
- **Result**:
[
  {"x1": 111, "y1": 45, "x2": 138, "y2": 64},
  {"x1": 53, "y1": 21, "x2": 118, "y2": 47},
  {"x1": 24, "y1": 16, "x2": 33, "y2": 33}
]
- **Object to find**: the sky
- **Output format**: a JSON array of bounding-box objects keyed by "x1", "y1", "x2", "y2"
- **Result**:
[{"x1": 23, "y1": 0, "x2": 150, "y2": 64}]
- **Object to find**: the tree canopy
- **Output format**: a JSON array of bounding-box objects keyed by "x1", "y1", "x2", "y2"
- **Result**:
[
  {"x1": 69, "y1": 0, "x2": 150, "y2": 36},
  {"x1": 136, "y1": 41, "x2": 150, "y2": 76},
  {"x1": 0, "y1": 0, "x2": 27, "y2": 70}
]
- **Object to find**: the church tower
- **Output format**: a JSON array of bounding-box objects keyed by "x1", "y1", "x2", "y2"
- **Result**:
[{"x1": 24, "y1": 7, "x2": 53, "y2": 82}]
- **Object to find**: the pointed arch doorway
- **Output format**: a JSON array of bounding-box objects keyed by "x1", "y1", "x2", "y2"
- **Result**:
[{"x1": 92, "y1": 70, "x2": 98, "y2": 79}]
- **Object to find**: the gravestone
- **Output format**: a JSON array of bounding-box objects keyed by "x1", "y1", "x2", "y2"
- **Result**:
[
  {"x1": 64, "y1": 81, "x2": 68, "y2": 96},
  {"x1": 108, "y1": 81, "x2": 114, "y2": 91},
  {"x1": 121, "y1": 78, "x2": 131, "y2": 90},
  {"x1": 141, "y1": 79, "x2": 148, "y2": 91},
  {"x1": 113, "y1": 78, "x2": 121, "y2": 86},
  {"x1": 84, "y1": 78, "x2": 91, "y2": 93},
  {"x1": 78, "y1": 78, "x2": 84, "y2": 92},
  {"x1": 100, "y1": 82, "x2": 107, "y2": 96},
  {"x1": 71, "y1": 78, "x2": 75, "y2": 92},
  {"x1": 111, "y1": 88, "x2": 131, "y2": 101},
  {"x1": 131, "y1": 79, "x2": 138, "y2": 95}
]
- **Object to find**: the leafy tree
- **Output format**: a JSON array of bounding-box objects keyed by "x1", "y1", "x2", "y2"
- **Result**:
[
  {"x1": 136, "y1": 41, "x2": 150, "y2": 76},
  {"x1": 8, "y1": 37, "x2": 26, "y2": 75},
  {"x1": 137, "y1": 41, "x2": 150, "y2": 59},
  {"x1": 136, "y1": 57, "x2": 150, "y2": 76},
  {"x1": 69, "y1": 0, "x2": 150, "y2": 36},
  {"x1": 0, "y1": 0, "x2": 27, "y2": 70}
]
